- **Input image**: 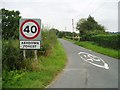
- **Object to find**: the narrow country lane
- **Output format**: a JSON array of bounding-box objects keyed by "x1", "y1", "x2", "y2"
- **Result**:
[{"x1": 48, "y1": 39, "x2": 118, "y2": 88}]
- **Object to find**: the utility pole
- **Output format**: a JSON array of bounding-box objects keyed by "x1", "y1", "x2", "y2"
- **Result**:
[
  {"x1": 65, "y1": 26, "x2": 66, "y2": 37},
  {"x1": 72, "y1": 19, "x2": 74, "y2": 40}
]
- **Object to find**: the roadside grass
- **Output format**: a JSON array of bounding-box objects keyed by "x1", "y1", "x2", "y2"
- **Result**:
[
  {"x1": 64, "y1": 38, "x2": 119, "y2": 59},
  {"x1": 3, "y1": 40, "x2": 67, "y2": 88},
  {"x1": 75, "y1": 41, "x2": 119, "y2": 59}
]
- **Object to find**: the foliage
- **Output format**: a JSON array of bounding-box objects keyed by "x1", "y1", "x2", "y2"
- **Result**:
[
  {"x1": 75, "y1": 15, "x2": 119, "y2": 51},
  {"x1": 38, "y1": 29, "x2": 57, "y2": 56},
  {"x1": 2, "y1": 40, "x2": 23, "y2": 70},
  {"x1": 3, "y1": 40, "x2": 67, "y2": 88},
  {"x1": 91, "y1": 34, "x2": 120, "y2": 50},
  {"x1": 49, "y1": 28, "x2": 79, "y2": 39},
  {"x1": 2, "y1": 70, "x2": 26, "y2": 88},
  {"x1": 74, "y1": 41, "x2": 119, "y2": 59},
  {"x1": 50, "y1": 28, "x2": 59, "y2": 36},
  {"x1": 21, "y1": 58, "x2": 41, "y2": 72},
  {"x1": 76, "y1": 15, "x2": 105, "y2": 41},
  {"x1": 2, "y1": 8, "x2": 21, "y2": 39},
  {"x1": 2, "y1": 8, "x2": 67, "y2": 88},
  {"x1": 57, "y1": 31, "x2": 78, "y2": 39},
  {"x1": 2, "y1": 27, "x2": 63, "y2": 88},
  {"x1": 2, "y1": 29, "x2": 58, "y2": 70},
  {"x1": 58, "y1": 31, "x2": 65, "y2": 38}
]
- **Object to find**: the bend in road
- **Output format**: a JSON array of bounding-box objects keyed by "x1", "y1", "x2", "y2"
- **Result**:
[{"x1": 48, "y1": 39, "x2": 118, "y2": 88}]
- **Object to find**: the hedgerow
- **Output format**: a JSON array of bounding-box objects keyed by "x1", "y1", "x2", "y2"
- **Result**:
[{"x1": 91, "y1": 34, "x2": 120, "y2": 50}]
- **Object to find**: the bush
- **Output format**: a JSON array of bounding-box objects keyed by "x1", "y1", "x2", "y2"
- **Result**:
[
  {"x1": 21, "y1": 58, "x2": 40, "y2": 71},
  {"x1": 38, "y1": 30, "x2": 57, "y2": 56},
  {"x1": 2, "y1": 40, "x2": 39, "y2": 71},
  {"x1": 2, "y1": 70, "x2": 25, "y2": 87},
  {"x1": 2, "y1": 29, "x2": 58, "y2": 71},
  {"x1": 2, "y1": 40, "x2": 23, "y2": 70},
  {"x1": 91, "y1": 34, "x2": 120, "y2": 49},
  {"x1": 26, "y1": 50, "x2": 34, "y2": 58}
]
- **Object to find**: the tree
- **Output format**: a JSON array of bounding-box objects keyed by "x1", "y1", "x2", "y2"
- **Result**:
[
  {"x1": 50, "y1": 28, "x2": 59, "y2": 36},
  {"x1": 2, "y1": 8, "x2": 21, "y2": 39},
  {"x1": 76, "y1": 18, "x2": 87, "y2": 36},
  {"x1": 76, "y1": 15, "x2": 105, "y2": 41}
]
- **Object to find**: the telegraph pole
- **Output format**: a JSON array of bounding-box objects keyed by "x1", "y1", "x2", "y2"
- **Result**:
[
  {"x1": 65, "y1": 26, "x2": 66, "y2": 37},
  {"x1": 72, "y1": 19, "x2": 74, "y2": 40}
]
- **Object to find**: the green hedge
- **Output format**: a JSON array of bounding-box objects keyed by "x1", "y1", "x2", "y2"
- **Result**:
[{"x1": 91, "y1": 34, "x2": 120, "y2": 50}]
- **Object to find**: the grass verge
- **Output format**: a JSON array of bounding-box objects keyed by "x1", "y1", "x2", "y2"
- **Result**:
[
  {"x1": 3, "y1": 40, "x2": 67, "y2": 88},
  {"x1": 64, "y1": 38, "x2": 119, "y2": 59}
]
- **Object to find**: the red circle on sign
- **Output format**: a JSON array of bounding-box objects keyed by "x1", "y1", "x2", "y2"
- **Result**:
[{"x1": 20, "y1": 20, "x2": 40, "y2": 40}]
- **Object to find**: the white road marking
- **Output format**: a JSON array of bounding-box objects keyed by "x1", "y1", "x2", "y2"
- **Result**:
[
  {"x1": 78, "y1": 52, "x2": 109, "y2": 70},
  {"x1": 84, "y1": 55, "x2": 87, "y2": 57}
]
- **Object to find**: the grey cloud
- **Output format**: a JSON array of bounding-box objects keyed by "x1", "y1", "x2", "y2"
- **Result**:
[{"x1": 1, "y1": 0, "x2": 119, "y2": 32}]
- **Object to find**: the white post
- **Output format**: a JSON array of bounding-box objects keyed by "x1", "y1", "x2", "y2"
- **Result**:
[
  {"x1": 34, "y1": 50, "x2": 38, "y2": 62},
  {"x1": 23, "y1": 50, "x2": 26, "y2": 59}
]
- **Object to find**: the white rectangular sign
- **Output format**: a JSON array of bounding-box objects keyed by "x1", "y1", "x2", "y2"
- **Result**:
[{"x1": 20, "y1": 41, "x2": 40, "y2": 49}]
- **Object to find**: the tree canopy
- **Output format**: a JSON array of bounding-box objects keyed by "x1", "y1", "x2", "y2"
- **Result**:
[
  {"x1": 76, "y1": 15, "x2": 105, "y2": 37},
  {"x1": 2, "y1": 8, "x2": 21, "y2": 39}
]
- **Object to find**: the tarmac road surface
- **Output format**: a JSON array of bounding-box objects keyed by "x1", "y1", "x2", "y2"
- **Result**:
[{"x1": 48, "y1": 39, "x2": 118, "y2": 88}]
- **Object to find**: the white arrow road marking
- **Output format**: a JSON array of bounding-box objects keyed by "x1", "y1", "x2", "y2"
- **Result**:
[{"x1": 78, "y1": 52, "x2": 109, "y2": 70}]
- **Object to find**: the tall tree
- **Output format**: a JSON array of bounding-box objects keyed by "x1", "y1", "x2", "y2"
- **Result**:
[
  {"x1": 2, "y1": 8, "x2": 21, "y2": 39},
  {"x1": 76, "y1": 15, "x2": 105, "y2": 40},
  {"x1": 76, "y1": 18, "x2": 87, "y2": 36}
]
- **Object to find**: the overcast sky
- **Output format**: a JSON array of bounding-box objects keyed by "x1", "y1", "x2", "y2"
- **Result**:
[{"x1": 0, "y1": 0, "x2": 119, "y2": 32}]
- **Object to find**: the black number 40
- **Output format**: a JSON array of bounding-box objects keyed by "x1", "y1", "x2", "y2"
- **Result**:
[{"x1": 24, "y1": 25, "x2": 37, "y2": 33}]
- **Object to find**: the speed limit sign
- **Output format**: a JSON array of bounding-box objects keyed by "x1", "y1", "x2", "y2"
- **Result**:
[
  {"x1": 20, "y1": 19, "x2": 41, "y2": 40},
  {"x1": 19, "y1": 19, "x2": 41, "y2": 49}
]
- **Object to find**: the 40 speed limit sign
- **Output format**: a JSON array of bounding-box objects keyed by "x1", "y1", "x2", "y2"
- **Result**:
[{"x1": 19, "y1": 19, "x2": 41, "y2": 49}]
